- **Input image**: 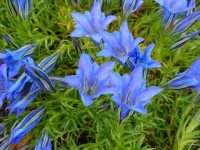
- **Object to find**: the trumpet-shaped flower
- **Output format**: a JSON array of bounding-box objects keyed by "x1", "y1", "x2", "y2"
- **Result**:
[
  {"x1": 97, "y1": 21, "x2": 161, "y2": 70},
  {"x1": 97, "y1": 21, "x2": 143, "y2": 64},
  {"x1": 122, "y1": 0, "x2": 143, "y2": 19},
  {"x1": 0, "y1": 44, "x2": 35, "y2": 77},
  {"x1": 166, "y1": 59, "x2": 200, "y2": 91},
  {"x1": 110, "y1": 67, "x2": 162, "y2": 121},
  {"x1": 155, "y1": 0, "x2": 196, "y2": 29},
  {"x1": 155, "y1": 0, "x2": 195, "y2": 14},
  {"x1": 9, "y1": 106, "x2": 45, "y2": 144},
  {"x1": 71, "y1": 1, "x2": 116, "y2": 43},
  {"x1": 128, "y1": 43, "x2": 162, "y2": 70},
  {"x1": 65, "y1": 53, "x2": 115, "y2": 106},
  {"x1": 35, "y1": 131, "x2": 51, "y2": 150}
]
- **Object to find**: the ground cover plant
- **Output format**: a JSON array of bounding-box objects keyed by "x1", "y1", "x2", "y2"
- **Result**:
[{"x1": 1, "y1": 0, "x2": 200, "y2": 149}]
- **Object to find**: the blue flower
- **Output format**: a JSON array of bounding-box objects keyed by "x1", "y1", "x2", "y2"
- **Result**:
[
  {"x1": 71, "y1": 1, "x2": 116, "y2": 43},
  {"x1": 122, "y1": 0, "x2": 143, "y2": 19},
  {"x1": 35, "y1": 131, "x2": 52, "y2": 150},
  {"x1": 0, "y1": 64, "x2": 8, "y2": 106},
  {"x1": 166, "y1": 59, "x2": 200, "y2": 91},
  {"x1": 110, "y1": 67, "x2": 162, "y2": 121},
  {"x1": 128, "y1": 43, "x2": 162, "y2": 70},
  {"x1": 9, "y1": 106, "x2": 45, "y2": 144},
  {"x1": 6, "y1": 53, "x2": 64, "y2": 117},
  {"x1": 172, "y1": 10, "x2": 200, "y2": 34},
  {"x1": 23, "y1": 57, "x2": 56, "y2": 93},
  {"x1": 65, "y1": 53, "x2": 115, "y2": 106},
  {"x1": 170, "y1": 30, "x2": 200, "y2": 50},
  {"x1": 97, "y1": 21, "x2": 161, "y2": 70},
  {"x1": 155, "y1": 0, "x2": 196, "y2": 29},
  {"x1": 0, "y1": 44, "x2": 35, "y2": 77},
  {"x1": 155, "y1": 0, "x2": 200, "y2": 49},
  {"x1": 97, "y1": 21, "x2": 143, "y2": 64},
  {"x1": 155, "y1": 0, "x2": 195, "y2": 14},
  {"x1": 13, "y1": 0, "x2": 32, "y2": 19}
]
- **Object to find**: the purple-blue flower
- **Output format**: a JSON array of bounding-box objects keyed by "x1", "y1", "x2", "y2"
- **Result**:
[
  {"x1": 172, "y1": 10, "x2": 200, "y2": 34},
  {"x1": 0, "y1": 44, "x2": 35, "y2": 77},
  {"x1": 97, "y1": 21, "x2": 143, "y2": 64},
  {"x1": 23, "y1": 58, "x2": 56, "y2": 93},
  {"x1": 128, "y1": 43, "x2": 162, "y2": 70},
  {"x1": 13, "y1": 0, "x2": 32, "y2": 19},
  {"x1": 6, "y1": 53, "x2": 64, "y2": 117},
  {"x1": 97, "y1": 21, "x2": 161, "y2": 70},
  {"x1": 0, "y1": 64, "x2": 8, "y2": 106},
  {"x1": 110, "y1": 66, "x2": 162, "y2": 121},
  {"x1": 155, "y1": 0, "x2": 196, "y2": 30},
  {"x1": 171, "y1": 30, "x2": 200, "y2": 49},
  {"x1": 155, "y1": 0, "x2": 195, "y2": 14},
  {"x1": 9, "y1": 106, "x2": 45, "y2": 144},
  {"x1": 71, "y1": 0, "x2": 116, "y2": 43},
  {"x1": 166, "y1": 58, "x2": 200, "y2": 91},
  {"x1": 122, "y1": 0, "x2": 143, "y2": 19},
  {"x1": 35, "y1": 131, "x2": 52, "y2": 150},
  {"x1": 65, "y1": 53, "x2": 115, "y2": 106}
]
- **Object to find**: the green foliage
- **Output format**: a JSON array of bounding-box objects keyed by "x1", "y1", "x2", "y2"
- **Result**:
[{"x1": 1, "y1": 0, "x2": 200, "y2": 149}]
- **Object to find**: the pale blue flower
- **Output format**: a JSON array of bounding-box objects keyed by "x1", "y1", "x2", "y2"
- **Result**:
[
  {"x1": 155, "y1": 0, "x2": 196, "y2": 30},
  {"x1": 110, "y1": 67, "x2": 162, "y2": 121},
  {"x1": 155, "y1": 0, "x2": 195, "y2": 14},
  {"x1": 97, "y1": 21, "x2": 161, "y2": 70},
  {"x1": 65, "y1": 53, "x2": 115, "y2": 106},
  {"x1": 71, "y1": 1, "x2": 116, "y2": 42}
]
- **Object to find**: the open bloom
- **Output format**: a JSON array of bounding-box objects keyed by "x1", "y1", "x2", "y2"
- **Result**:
[
  {"x1": 13, "y1": 0, "x2": 32, "y2": 19},
  {"x1": 97, "y1": 21, "x2": 161, "y2": 70},
  {"x1": 35, "y1": 131, "x2": 51, "y2": 150},
  {"x1": 9, "y1": 106, "x2": 45, "y2": 144},
  {"x1": 110, "y1": 67, "x2": 162, "y2": 121},
  {"x1": 122, "y1": 0, "x2": 143, "y2": 19},
  {"x1": 0, "y1": 44, "x2": 35, "y2": 77},
  {"x1": 155, "y1": 0, "x2": 196, "y2": 30},
  {"x1": 155, "y1": 0, "x2": 195, "y2": 14},
  {"x1": 65, "y1": 53, "x2": 115, "y2": 106},
  {"x1": 128, "y1": 43, "x2": 162, "y2": 70},
  {"x1": 166, "y1": 58, "x2": 200, "y2": 91},
  {"x1": 71, "y1": 1, "x2": 116, "y2": 43}
]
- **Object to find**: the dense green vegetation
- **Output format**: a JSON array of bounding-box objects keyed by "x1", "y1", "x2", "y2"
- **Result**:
[{"x1": 1, "y1": 0, "x2": 200, "y2": 149}]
